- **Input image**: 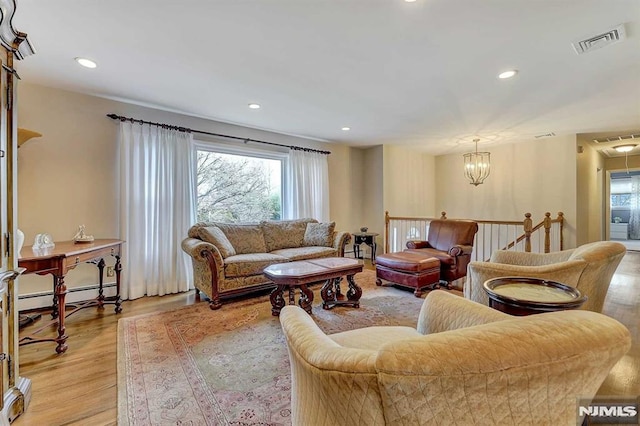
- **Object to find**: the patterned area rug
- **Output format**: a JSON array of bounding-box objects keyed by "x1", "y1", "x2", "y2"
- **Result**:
[{"x1": 117, "y1": 270, "x2": 429, "y2": 425}]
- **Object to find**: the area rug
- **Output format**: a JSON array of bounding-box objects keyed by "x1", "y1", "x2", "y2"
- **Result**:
[{"x1": 117, "y1": 270, "x2": 430, "y2": 425}]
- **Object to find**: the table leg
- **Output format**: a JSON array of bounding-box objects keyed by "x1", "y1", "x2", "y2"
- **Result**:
[
  {"x1": 320, "y1": 279, "x2": 335, "y2": 309},
  {"x1": 97, "y1": 258, "x2": 105, "y2": 308},
  {"x1": 346, "y1": 273, "x2": 362, "y2": 307},
  {"x1": 298, "y1": 284, "x2": 314, "y2": 314},
  {"x1": 270, "y1": 285, "x2": 286, "y2": 316},
  {"x1": 114, "y1": 254, "x2": 123, "y2": 313},
  {"x1": 51, "y1": 276, "x2": 59, "y2": 319},
  {"x1": 371, "y1": 242, "x2": 377, "y2": 262},
  {"x1": 55, "y1": 275, "x2": 69, "y2": 353}
]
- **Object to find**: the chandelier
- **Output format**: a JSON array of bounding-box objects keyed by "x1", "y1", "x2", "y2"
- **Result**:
[{"x1": 463, "y1": 139, "x2": 490, "y2": 186}]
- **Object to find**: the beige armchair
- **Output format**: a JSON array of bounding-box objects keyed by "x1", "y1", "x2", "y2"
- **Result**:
[
  {"x1": 464, "y1": 241, "x2": 626, "y2": 312},
  {"x1": 279, "y1": 291, "x2": 630, "y2": 426}
]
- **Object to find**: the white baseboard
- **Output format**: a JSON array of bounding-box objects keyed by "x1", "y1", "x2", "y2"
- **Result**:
[{"x1": 18, "y1": 283, "x2": 117, "y2": 311}]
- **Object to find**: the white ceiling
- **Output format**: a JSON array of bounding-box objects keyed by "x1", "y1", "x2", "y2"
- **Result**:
[{"x1": 13, "y1": 0, "x2": 640, "y2": 155}]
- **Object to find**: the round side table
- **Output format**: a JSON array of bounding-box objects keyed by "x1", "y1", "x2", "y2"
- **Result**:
[{"x1": 483, "y1": 277, "x2": 587, "y2": 316}]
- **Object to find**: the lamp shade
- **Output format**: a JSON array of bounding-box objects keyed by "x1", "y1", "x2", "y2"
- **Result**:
[{"x1": 463, "y1": 139, "x2": 490, "y2": 186}]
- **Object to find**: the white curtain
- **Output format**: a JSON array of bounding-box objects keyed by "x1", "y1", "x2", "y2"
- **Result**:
[
  {"x1": 119, "y1": 122, "x2": 196, "y2": 299},
  {"x1": 630, "y1": 176, "x2": 640, "y2": 240},
  {"x1": 284, "y1": 149, "x2": 330, "y2": 221}
]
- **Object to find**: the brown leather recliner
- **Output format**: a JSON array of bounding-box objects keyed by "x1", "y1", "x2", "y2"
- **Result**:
[{"x1": 405, "y1": 219, "x2": 478, "y2": 287}]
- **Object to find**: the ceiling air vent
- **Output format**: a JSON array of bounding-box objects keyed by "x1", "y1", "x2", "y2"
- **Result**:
[
  {"x1": 534, "y1": 132, "x2": 556, "y2": 139},
  {"x1": 572, "y1": 24, "x2": 626, "y2": 55},
  {"x1": 593, "y1": 133, "x2": 640, "y2": 143}
]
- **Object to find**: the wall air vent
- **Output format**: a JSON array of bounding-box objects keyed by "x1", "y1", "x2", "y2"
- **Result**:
[
  {"x1": 534, "y1": 132, "x2": 556, "y2": 139},
  {"x1": 572, "y1": 24, "x2": 626, "y2": 55},
  {"x1": 593, "y1": 133, "x2": 640, "y2": 143}
]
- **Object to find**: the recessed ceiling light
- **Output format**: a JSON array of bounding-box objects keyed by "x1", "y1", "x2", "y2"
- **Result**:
[
  {"x1": 498, "y1": 70, "x2": 518, "y2": 79},
  {"x1": 248, "y1": 103, "x2": 261, "y2": 109},
  {"x1": 75, "y1": 57, "x2": 97, "y2": 69},
  {"x1": 405, "y1": 0, "x2": 417, "y2": 2},
  {"x1": 341, "y1": 127, "x2": 351, "y2": 131},
  {"x1": 613, "y1": 144, "x2": 636, "y2": 153}
]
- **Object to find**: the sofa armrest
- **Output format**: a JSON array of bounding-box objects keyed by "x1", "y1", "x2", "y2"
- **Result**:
[
  {"x1": 334, "y1": 231, "x2": 351, "y2": 256},
  {"x1": 490, "y1": 249, "x2": 574, "y2": 266},
  {"x1": 464, "y1": 259, "x2": 587, "y2": 306},
  {"x1": 182, "y1": 237, "x2": 223, "y2": 263},
  {"x1": 416, "y1": 290, "x2": 509, "y2": 335},
  {"x1": 182, "y1": 237, "x2": 225, "y2": 309},
  {"x1": 449, "y1": 244, "x2": 473, "y2": 256},
  {"x1": 406, "y1": 240, "x2": 432, "y2": 249}
]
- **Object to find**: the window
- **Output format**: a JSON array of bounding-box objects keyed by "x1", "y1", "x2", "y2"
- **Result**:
[
  {"x1": 611, "y1": 178, "x2": 632, "y2": 209},
  {"x1": 196, "y1": 143, "x2": 283, "y2": 223}
]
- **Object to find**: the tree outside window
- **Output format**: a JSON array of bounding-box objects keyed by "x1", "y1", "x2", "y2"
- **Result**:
[{"x1": 196, "y1": 150, "x2": 282, "y2": 223}]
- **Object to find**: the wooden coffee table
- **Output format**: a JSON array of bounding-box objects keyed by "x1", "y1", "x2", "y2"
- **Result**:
[{"x1": 263, "y1": 257, "x2": 363, "y2": 316}]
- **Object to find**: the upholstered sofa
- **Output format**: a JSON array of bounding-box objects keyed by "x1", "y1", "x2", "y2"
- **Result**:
[
  {"x1": 280, "y1": 290, "x2": 631, "y2": 426},
  {"x1": 182, "y1": 218, "x2": 350, "y2": 309}
]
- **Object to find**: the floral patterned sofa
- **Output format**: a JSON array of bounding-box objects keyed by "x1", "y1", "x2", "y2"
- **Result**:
[{"x1": 182, "y1": 218, "x2": 351, "y2": 309}]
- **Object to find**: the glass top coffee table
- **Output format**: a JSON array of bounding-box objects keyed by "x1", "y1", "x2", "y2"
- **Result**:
[{"x1": 483, "y1": 277, "x2": 588, "y2": 316}]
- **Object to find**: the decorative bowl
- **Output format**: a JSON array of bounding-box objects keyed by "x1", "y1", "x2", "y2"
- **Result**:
[{"x1": 360, "y1": 227, "x2": 368, "y2": 232}]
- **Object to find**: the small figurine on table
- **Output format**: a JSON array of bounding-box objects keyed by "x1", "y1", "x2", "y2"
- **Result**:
[{"x1": 73, "y1": 225, "x2": 94, "y2": 243}]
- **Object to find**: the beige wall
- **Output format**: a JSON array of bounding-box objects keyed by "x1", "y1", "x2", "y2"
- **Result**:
[
  {"x1": 361, "y1": 145, "x2": 384, "y2": 236},
  {"x1": 17, "y1": 83, "x2": 358, "y2": 296},
  {"x1": 383, "y1": 145, "x2": 436, "y2": 217},
  {"x1": 435, "y1": 136, "x2": 578, "y2": 248},
  {"x1": 576, "y1": 138, "x2": 606, "y2": 245}
]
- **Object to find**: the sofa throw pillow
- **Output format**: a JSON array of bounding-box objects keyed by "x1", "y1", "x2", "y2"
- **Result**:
[
  {"x1": 303, "y1": 222, "x2": 335, "y2": 247},
  {"x1": 214, "y1": 223, "x2": 267, "y2": 255},
  {"x1": 262, "y1": 219, "x2": 315, "y2": 252},
  {"x1": 197, "y1": 226, "x2": 236, "y2": 258}
]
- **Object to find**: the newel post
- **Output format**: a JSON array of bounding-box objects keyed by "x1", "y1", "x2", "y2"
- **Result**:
[
  {"x1": 524, "y1": 213, "x2": 533, "y2": 252},
  {"x1": 384, "y1": 211, "x2": 390, "y2": 254},
  {"x1": 557, "y1": 212, "x2": 564, "y2": 250},
  {"x1": 543, "y1": 212, "x2": 552, "y2": 253}
]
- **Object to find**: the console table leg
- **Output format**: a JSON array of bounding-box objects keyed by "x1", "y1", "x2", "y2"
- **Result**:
[
  {"x1": 55, "y1": 275, "x2": 69, "y2": 354},
  {"x1": 114, "y1": 254, "x2": 122, "y2": 313},
  {"x1": 51, "y1": 276, "x2": 59, "y2": 319},
  {"x1": 97, "y1": 258, "x2": 105, "y2": 308}
]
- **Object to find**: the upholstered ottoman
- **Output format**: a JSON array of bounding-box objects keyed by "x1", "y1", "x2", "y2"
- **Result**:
[{"x1": 375, "y1": 251, "x2": 441, "y2": 297}]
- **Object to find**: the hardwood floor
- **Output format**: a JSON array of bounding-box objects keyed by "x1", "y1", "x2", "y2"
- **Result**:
[{"x1": 13, "y1": 254, "x2": 640, "y2": 425}]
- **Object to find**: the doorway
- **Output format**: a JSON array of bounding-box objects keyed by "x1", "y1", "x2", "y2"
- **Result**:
[{"x1": 608, "y1": 170, "x2": 640, "y2": 251}]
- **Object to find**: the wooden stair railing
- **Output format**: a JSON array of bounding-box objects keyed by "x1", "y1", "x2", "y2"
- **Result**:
[{"x1": 384, "y1": 211, "x2": 564, "y2": 261}]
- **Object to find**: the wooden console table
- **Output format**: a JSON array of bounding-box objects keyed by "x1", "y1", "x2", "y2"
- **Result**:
[{"x1": 18, "y1": 239, "x2": 124, "y2": 353}]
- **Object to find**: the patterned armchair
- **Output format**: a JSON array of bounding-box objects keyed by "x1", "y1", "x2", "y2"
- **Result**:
[
  {"x1": 465, "y1": 241, "x2": 626, "y2": 312},
  {"x1": 279, "y1": 291, "x2": 630, "y2": 426}
]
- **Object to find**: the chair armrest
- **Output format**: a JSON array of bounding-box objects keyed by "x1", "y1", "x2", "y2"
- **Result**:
[
  {"x1": 416, "y1": 290, "x2": 509, "y2": 335},
  {"x1": 406, "y1": 240, "x2": 432, "y2": 249},
  {"x1": 490, "y1": 249, "x2": 574, "y2": 266},
  {"x1": 280, "y1": 306, "x2": 377, "y2": 372},
  {"x1": 333, "y1": 231, "x2": 351, "y2": 257},
  {"x1": 449, "y1": 244, "x2": 473, "y2": 256},
  {"x1": 464, "y1": 260, "x2": 586, "y2": 306}
]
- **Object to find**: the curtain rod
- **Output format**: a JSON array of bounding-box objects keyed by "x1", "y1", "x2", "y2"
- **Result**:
[{"x1": 106, "y1": 113, "x2": 331, "y2": 155}]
